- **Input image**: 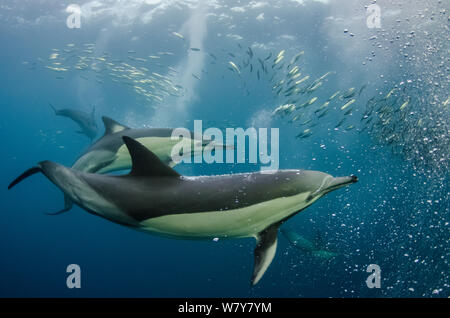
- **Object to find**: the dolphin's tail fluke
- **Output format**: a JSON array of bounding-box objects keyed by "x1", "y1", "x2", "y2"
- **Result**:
[
  {"x1": 9, "y1": 163, "x2": 75, "y2": 215},
  {"x1": 8, "y1": 166, "x2": 42, "y2": 190}
]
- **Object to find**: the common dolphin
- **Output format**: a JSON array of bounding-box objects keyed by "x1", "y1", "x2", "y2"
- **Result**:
[
  {"x1": 281, "y1": 228, "x2": 338, "y2": 259},
  {"x1": 53, "y1": 116, "x2": 227, "y2": 215},
  {"x1": 49, "y1": 102, "x2": 98, "y2": 141},
  {"x1": 72, "y1": 116, "x2": 210, "y2": 174},
  {"x1": 8, "y1": 136, "x2": 357, "y2": 285}
]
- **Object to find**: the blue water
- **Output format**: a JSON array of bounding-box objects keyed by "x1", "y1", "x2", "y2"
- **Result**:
[{"x1": 0, "y1": 0, "x2": 448, "y2": 297}]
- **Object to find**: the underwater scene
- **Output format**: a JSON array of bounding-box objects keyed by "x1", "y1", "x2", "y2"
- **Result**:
[{"x1": 0, "y1": 0, "x2": 448, "y2": 298}]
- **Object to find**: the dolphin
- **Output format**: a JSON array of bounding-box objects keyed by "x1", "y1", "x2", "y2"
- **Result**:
[
  {"x1": 8, "y1": 136, "x2": 357, "y2": 285},
  {"x1": 72, "y1": 116, "x2": 211, "y2": 174},
  {"x1": 49, "y1": 102, "x2": 98, "y2": 141},
  {"x1": 51, "y1": 116, "x2": 228, "y2": 216},
  {"x1": 281, "y1": 228, "x2": 338, "y2": 259}
]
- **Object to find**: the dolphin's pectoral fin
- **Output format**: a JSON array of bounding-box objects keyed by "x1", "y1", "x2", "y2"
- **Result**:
[
  {"x1": 45, "y1": 207, "x2": 70, "y2": 215},
  {"x1": 251, "y1": 222, "x2": 280, "y2": 286},
  {"x1": 45, "y1": 194, "x2": 73, "y2": 216}
]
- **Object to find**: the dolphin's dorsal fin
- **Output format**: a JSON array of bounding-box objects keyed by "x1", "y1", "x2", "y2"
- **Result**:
[
  {"x1": 122, "y1": 136, "x2": 180, "y2": 177},
  {"x1": 102, "y1": 116, "x2": 129, "y2": 135},
  {"x1": 252, "y1": 222, "x2": 280, "y2": 286}
]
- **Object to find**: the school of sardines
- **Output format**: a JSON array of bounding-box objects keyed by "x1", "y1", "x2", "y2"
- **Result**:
[{"x1": 22, "y1": 30, "x2": 449, "y2": 172}]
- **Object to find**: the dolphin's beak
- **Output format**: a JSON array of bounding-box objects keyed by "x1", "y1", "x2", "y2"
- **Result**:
[
  {"x1": 306, "y1": 175, "x2": 357, "y2": 202},
  {"x1": 202, "y1": 140, "x2": 235, "y2": 150},
  {"x1": 213, "y1": 142, "x2": 235, "y2": 150},
  {"x1": 324, "y1": 175, "x2": 358, "y2": 192}
]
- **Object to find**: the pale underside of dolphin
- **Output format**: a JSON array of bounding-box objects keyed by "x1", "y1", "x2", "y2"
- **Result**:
[
  {"x1": 49, "y1": 102, "x2": 98, "y2": 141},
  {"x1": 8, "y1": 136, "x2": 357, "y2": 285}
]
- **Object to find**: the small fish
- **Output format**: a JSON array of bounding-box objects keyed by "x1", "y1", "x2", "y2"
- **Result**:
[
  {"x1": 307, "y1": 81, "x2": 322, "y2": 93},
  {"x1": 328, "y1": 90, "x2": 340, "y2": 101},
  {"x1": 300, "y1": 118, "x2": 312, "y2": 126},
  {"x1": 272, "y1": 104, "x2": 294, "y2": 116},
  {"x1": 443, "y1": 97, "x2": 450, "y2": 106},
  {"x1": 318, "y1": 72, "x2": 332, "y2": 81},
  {"x1": 274, "y1": 55, "x2": 284, "y2": 65},
  {"x1": 296, "y1": 128, "x2": 313, "y2": 139},
  {"x1": 385, "y1": 88, "x2": 395, "y2": 99},
  {"x1": 335, "y1": 118, "x2": 346, "y2": 128},
  {"x1": 344, "y1": 125, "x2": 355, "y2": 131},
  {"x1": 295, "y1": 75, "x2": 310, "y2": 85},
  {"x1": 358, "y1": 125, "x2": 368, "y2": 134},
  {"x1": 399, "y1": 100, "x2": 409, "y2": 110},
  {"x1": 290, "y1": 51, "x2": 304, "y2": 64},
  {"x1": 172, "y1": 32, "x2": 184, "y2": 39},
  {"x1": 192, "y1": 74, "x2": 200, "y2": 80},
  {"x1": 288, "y1": 66, "x2": 299, "y2": 75},
  {"x1": 190, "y1": 48, "x2": 201, "y2": 52},
  {"x1": 264, "y1": 52, "x2": 272, "y2": 61},
  {"x1": 228, "y1": 61, "x2": 240, "y2": 74},
  {"x1": 307, "y1": 97, "x2": 318, "y2": 106},
  {"x1": 290, "y1": 114, "x2": 302, "y2": 123},
  {"x1": 358, "y1": 84, "x2": 367, "y2": 96},
  {"x1": 314, "y1": 102, "x2": 329, "y2": 113},
  {"x1": 344, "y1": 108, "x2": 353, "y2": 115},
  {"x1": 247, "y1": 47, "x2": 254, "y2": 58},
  {"x1": 317, "y1": 108, "x2": 330, "y2": 118},
  {"x1": 341, "y1": 99, "x2": 356, "y2": 110},
  {"x1": 341, "y1": 88, "x2": 356, "y2": 100},
  {"x1": 258, "y1": 58, "x2": 265, "y2": 69}
]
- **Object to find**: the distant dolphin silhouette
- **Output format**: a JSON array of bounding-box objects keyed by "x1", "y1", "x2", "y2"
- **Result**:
[
  {"x1": 49, "y1": 102, "x2": 98, "y2": 141},
  {"x1": 8, "y1": 136, "x2": 357, "y2": 285},
  {"x1": 281, "y1": 228, "x2": 338, "y2": 259}
]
